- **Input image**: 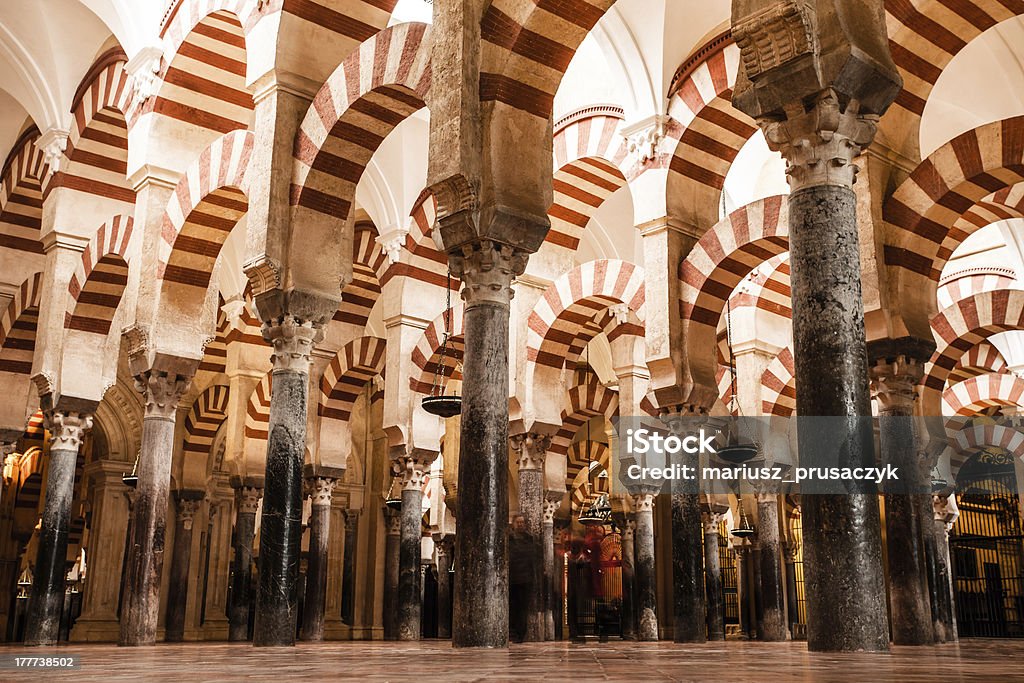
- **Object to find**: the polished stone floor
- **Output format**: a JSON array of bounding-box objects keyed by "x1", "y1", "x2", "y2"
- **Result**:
[{"x1": 0, "y1": 639, "x2": 1020, "y2": 682}]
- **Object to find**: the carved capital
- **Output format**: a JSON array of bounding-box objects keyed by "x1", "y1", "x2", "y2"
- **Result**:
[
  {"x1": 757, "y1": 90, "x2": 879, "y2": 192},
  {"x1": 235, "y1": 486, "x2": 262, "y2": 515},
  {"x1": 177, "y1": 497, "x2": 201, "y2": 531},
  {"x1": 134, "y1": 371, "x2": 191, "y2": 420},
  {"x1": 35, "y1": 128, "x2": 70, "y2": 173},
  {"x1": 242, "y1": 255, "x2": 282, "y2": 298},
  {"x1": 307, "y1": 476, "x2": 336, "y2": 506},
  {"x1": 263, "y1": 315, "x2": 321, "y2": 374},
  {"x1": 449, "y1": 240, "x2": 528, "y2": 307},
  {"x1": 703, "y1": 510, "x2": 728, "y2": 535},
  {"x1": 384, "y1": 507, "x2": 401, "y2": 536},
  {"x1": 44, "y1": 410, "x2": 93, "y2": 451},
  {"x1": 621, "y1": 115, "x2": 669, "y2": 166},
  {"x1": 632, "y1": 492, "x2": 655, "y2": 513},
  {"x1": 869, "y1": 355, "x2": 924, "y2": 415},
  {"x1": 124, "y1": 45, "x2": 163, "y2": 107},
  {"x1": 542, "y1": 497, "x2": 560, "y2": 524},
  {"x1": 375, "y1": 225, "x2": 409, "y2": 265},
  {"x1": 395, "y1": 454, "x2": 432, "y2": 491},
  {"x1": 433, "y1": 534, "x2": 454, "y2": 559},
  {"x1": 732, "y1": 1, "x2": 816, "y2": 81},
  {"x1": 514, "y1": 432, "x2": 550, "y2": 471},
  {"x1": 781, "y1": 539, "x2": 800, "y2": 562}
]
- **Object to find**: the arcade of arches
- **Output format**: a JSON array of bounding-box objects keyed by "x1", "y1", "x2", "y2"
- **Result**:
[{"x1": 1, "y1": 0, "x2": 1024, "y2": 678}]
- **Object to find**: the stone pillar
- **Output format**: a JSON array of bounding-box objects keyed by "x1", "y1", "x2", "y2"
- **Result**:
[
  {"x1": 630, "y1": 490, "x2": 658, "y2": 641},
  {"x1": 782, "y1": 539, "x2": 800, "y2": 633},
  {"x1": 513, "y1": 433, "x2": 549, "y2": 642},
  {"x1": 755, "y1": 494, "x2": 787, "y2": 641},
  {"x1": 449, "y1": 241, "x2": 528, "y2": 648},
  {"x1": 24, "y1": 408, "x2": 92, "y2": 646},
  {"x1": 254, "y1": 316, "x2": 319, "y2": 647},
  {"x1": 396, "y1": 454, "x2": 430, "y2": 641},
  {"x1": 228, "y1": 484, "x2": 261, "y2": 642},
  {"x1": 664, "y1": 413, "x2": 705, "y2": 644},
  {"x1": 542, "y1": 492, "x2": 561, "y2": 641},
  {"x1": 732, "y1": 0, "x2": 900, "y2": 653},
  {"x1": 382, "y1": 506, "x2": 400, "y2": 640},
  {"x1": 703, "y1": 511, "x2": 727, "y2": 641},
  {"x1": 164, "y1": 492, "x2": 202, "y2": 642},
  {"x1": 300, "y1": 475, "x2": 336, "y2": 642},
  {"x1": 931, "y1": 495, "x2": 959, "y2": 642},
  {"x1": 870, "y1": 356, "x2": 933, "y2": 645},
  {"x1": 434, "y1": 535, "x2": 454, "y2": 639},
  {"x1": 120, "y1": 370, "x2": 192, "y2": 646}
]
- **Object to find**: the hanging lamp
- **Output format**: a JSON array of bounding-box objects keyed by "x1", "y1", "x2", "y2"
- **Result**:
[
  {"x1": 717, "y1": 296, "x2": 759, "y2": 464},
  {"x1": 730, "y1": 500, "x2": 756, "y2": 539},
  {"x1": 576, "y1": 343, "x2": 609, "y2": 526},
  {"x1": 122, "y1": 452, "x2": 140, "y2": 489},
  {"x1": 422, "y1": 268, "x2": 462, "y2": 418}
]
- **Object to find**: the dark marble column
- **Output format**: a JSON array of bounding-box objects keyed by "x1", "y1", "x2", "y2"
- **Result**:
[
  {"x1": 341, "y1": 511, "x2": 357, "y2": 626},
  {"x1": 228, "y1": 484, "x2": 261, "y2": 642},
  {"x1": 514, "y1": 433, "x2": 548, "y2": 642},
  {"x1": 397, "y1": 455, "x2": 431, "y2": 641},
  {"x1": 630, "y1": 490, "x2": 658, "y2": 641},
  {"x1": 434, "y1": 535, "x2": 454, "y2": 639},
  {"x1": 120, "y1": 370, "x2": 192, "y2": 647},
  {"x1": 253, "y1": 316, "x2": 320, "y2": 647},
  {"x1": 755, "y1": 494, "x2": 787, "y2": 641},
  {"x1": 383, "y1": 505, "x2": 400, "y2": 640},
  {"x1": 542, "y1": 493, "x2": 560, "y2": 641},
  {"x1": 735, "y1": 542, "x2": 756, "y2": 640},
  {"x1": 164, "y1": 491, "x2": 202, "y2": 642},
  {"x1": 24, "y1": 408, "x2": 92, "y2": 646},
  {"x1": 449, "y1": 241, "x2": 527, "y2": 648},
  {"x1": 870, "y1": 357, "x2": 934, "y2": 645},
  {"x1": 664, "y1": 416, "x2": 705, "y2": 644},
  {"x1": 620, "y1": 516, "x2": 636, "y2": 640},
  {"x1": 703, "y1": 512, "x2": 726, "y2": 641},
  {"x1": 300, "y1": 475, "x2": 336, "y2": 642},
  {"x1": 930, "y1": 495, "x2": 959, "y2": 642},
  {"x1": 782, "y1": 540, "x2": 800, "y2": 633}
]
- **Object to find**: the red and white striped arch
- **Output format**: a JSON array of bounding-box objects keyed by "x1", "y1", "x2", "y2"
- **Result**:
[
  {"x1": 410, "y1": 304, "x2": 465, "y2": 395},
  {"x1": 884, "y1": 118, "x2": 1024, "y2": 281},
  {"x1": 549, "y1": 382, "x2": 619, "y2": 459},
  {"x1": 333, "y1": 220, "x2": 387, "y2": 328},
  {"x1": 0, "y1": 272, "x2": 43, "y2": 375},
  {"x1": 527, "y1": 260, "x2": 645, "y2": 370},
  {"x1": 667, "y1": 40, "x2": 758, "y2": 230},
  {"x1": 949, "y1": 341, "x2": 1008, "y2": 385},
  {"x1": 951, "y1": 422, "x2": 1024, "y2": 481},
  {"x1": 157, "y1": 129, "x2": 252, "y2": 299},
  {"x1": 567, "y1": 440, "x2": 611, "y2": 509},
  {"x1": 291, "y1": 22, "x2": 431, "y2": 222},
  {"x1": 46, "y1": 50, "x2": 133, "y2": 207},
  {"x1": 139, "y1": 5, "x2": 253, "y2": 135},
  {"x1": 0, "y1": 129, "x2": 47, "y2": 255},
  {"x1": 943, "y1": 373, "x2": 1024, "y2": 416},
  {"x1": 65, "y1": 215, "x2": 134, "y2": 336},
  {"x1": 198, "y1": 302, "x2": 230, "y2": 374},
  {"x1": 761, "y1": 347, "x2": 796, "y2": 417},
  {"x1": 398, "y1": 192, "x2": 448, "y2": 290},
  {"x1": 319, "y1": 336, "x2": 387, "y2": 422},
  {"x1": 183, "y1": 383, "x2": 230, "y2": 463},
  {"x1": 938, "y1": 267, "x2": 1017, "y2": 310},
  {"x1": 951, "y1": 184, "x2": 1024, "y2": 238},
  {"x1": 243, "y1": 371, "x2": 272, "y2": 443}
]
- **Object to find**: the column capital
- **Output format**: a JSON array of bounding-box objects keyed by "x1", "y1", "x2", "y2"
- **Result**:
[
  {"x1": 306, "y1": 476, "x2": 336, "y2": 507},
  {"x1": 394, "y1": 453, "x2": 433, "y2": 491},
  {"x1": 43, "y1": 410, "x2": 93, "y2": 451},
  {"x1": 631, "y1": 492, "x2": 656, "y2": 513},
  {"x1": 781, "y1": 539, "x2": 800, "y2": 562},
  {"x1": 542, "y1": 493, "x2": 561, "y2": 524},
  {"x1": 176, "y1": 497, "x2": 202, "y2": 531},
  {"x1": 433, "y1": 534, "x2": 455, "y2": 558},
  {"x1": 262, "y1": 315, "x2": 322, "y2": 374},
  {"x1": 702, "y1": 510, "x2": 728, "y2": 534},
  {"x1": 869, "y1": 355, "x2": 924, "y2": 415},
  {"x1": 134, "y1": 371, "x2": 192, "y2": 421},
  {"x1": 449, "y1": 239, "x2": 528, "y2": 307},
  {"x1": 384, "y1": 506, "x2": 401, "y2": 536},
  {"x1": 513, "y1": 432, "x2": 551, "y2": 471},
  {"x1": 234, "y1": 485, "x2": 263, "y2": 515}
]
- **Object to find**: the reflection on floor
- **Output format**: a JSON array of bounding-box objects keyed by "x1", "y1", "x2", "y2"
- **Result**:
[{"x1": 0, "y1": 638, "x2": 1019, "y2": 682}]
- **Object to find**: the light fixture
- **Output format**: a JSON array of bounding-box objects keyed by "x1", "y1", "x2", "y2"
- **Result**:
[
  {"x1": 122, "y1": 452, "x2": 140, "y2": 489},
  {"x1": 730, "y1": 500, "x2": 755, "y2": 539},
  {"x1": 578, "y1": 492, "x2": 612, "y2": 527},
  {"x1": 16, "y1": 566, "x2": 32, "y2": 600},
  {"x1": 384, "y1": 474, "x2": 402, "y2": 511},
  {"x1": 422, "y1": 268, "x2": 462, "y2": 418},
  {"x1": 719, "y1": 297, "x2": 759, "y2": 463}
]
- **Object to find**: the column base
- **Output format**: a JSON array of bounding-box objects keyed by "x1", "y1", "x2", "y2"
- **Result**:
[{"x1": 69, "y1": 617, "x2": 121, "y2": 642}]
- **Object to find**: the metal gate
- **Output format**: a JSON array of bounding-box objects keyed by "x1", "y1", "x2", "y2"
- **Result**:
[
  {"x1": 950, "y1": 460, "x2": 1024, "y2": 638},
  {"x1": 718, "y1": 520, "x2": 740, "y2": 625},
  {"x1": 567, "y1": 529, "x2": 622, "y2": 638}
]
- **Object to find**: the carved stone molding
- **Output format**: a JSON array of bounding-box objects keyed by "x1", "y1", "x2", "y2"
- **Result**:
[
  {"x1": 396, "y1": 454, "x2": 432, "y2": 491},
  {"x1": 177, "y1": 498, "x2": 201, "y2": 531},
  {"x1": 632, "y1": 492, "x2": 655, "y2": 513},
  {"x1": 235, "y1": 486, "x2": 263, "y2": 515},
  {"x1": 376, "y1": 225, "x2": 409, "y2": 265},
  {"x1": 307, "y1": 476, "x2": 336, "y2": 507},
  {"x1": 384, "y1": 507, "x2": 401, "y2": 536},
  {"x1": 44, "y1": 410, "x2": 93, "y2": 451},
  {"x1": 124, "y1": 45, "x2": 163, "y2": 107},
  {"x1": 263, "y1": 315, "x2": 320, "y2": 374},
  {"x1": 514, "y1": 433, "x2": 550, "y2": 472},
  {"x1": 241, "y1": 255, "x2": 282, "y2": 297},
  {"x1": 35, "y1": 128, "x2": 70, "y2": 173},
  {"x1": 703, "y1": 510, "x2": 728, "y2": 535},
  {"x1": 621, "y1": 114, "x2": 669, "y2": 166},
  {"x1": 732, "y1": 0, "x2": 816, "y2": 80},
  {"x1": 869, "y1": 356, "x2": 924, "y2": 415},
  {"x1": 781, "y1": 539, "x2": 801, "y2": 562},
  {"x1": 449, "y1": 240, "x2": 528, "y2": 307},
  {"x1": 134, "y1": 371, "x2": 191, "y2": 421}
]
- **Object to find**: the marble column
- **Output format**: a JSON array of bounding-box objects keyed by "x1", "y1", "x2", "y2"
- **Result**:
[
  {"x1": 382, "y1": 506, "x2": 400, "y2": 640},
  {"x1": 782, "y1": 540, "x2": 800, "y2": 633},
  {"x1": 300, "y1": 475, "x2": 336, "y2": 642},
  {"x1": 120, "y1": 370, "x2": 192, "y2": 646},
  {"x1": 703, "y1": 511, "x2": 727, "y2": 641},
  {"x1": 514, "y1": 433, "x2": 549, "y2": 642},
  {"x1": 755, "y1": 494, "x2": 787, "y2": 641},
  {"x1": 631, "y1": 490, "x2": 658, "y2": 641},
  {"x1": 396, "y1": 454, "x2": 430, "y2": 641},
  {"x1": 340, "y1": 510, "x2": 357, "y2": 627},
  {"x1": 870, "y1": 356, "x2": 933, "y2": 645},
  {"x1": 664, "y1": 414, "x2": 705, "y2": 644},
  {"x1": 733, "y1": 1, "x2": 900, "y2": 652},
  {"x1": 931, "y1": 495, "x2": 959, "y2": 642},
  {"x1": 449, "y1": 241, "x2": 528, "y2": 648},
  {"x1": 542, "y1": 492, "x2": 561, "y2": 641},
  {"x1": 620, "y1": 517, "x2": 636, "y2": 640},
  {"x1": 228, "y1": 484, "x2": 261, "y2": 642},
  {"x1": 253, "y1": 316, "x2": 320, "y2": 646},
  {"x1": 25, "y1": 408, "x2": 92, "y2": 646},
  {"x1": 434, "y1": 535, "x2": 454, "y2": 639},
  {"x1": 164, "y1": 491, "x2": 202, "y2": 642}
]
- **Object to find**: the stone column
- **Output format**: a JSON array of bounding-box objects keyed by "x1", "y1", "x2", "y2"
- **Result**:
[
  {"x1": 120, "y1": 370, "x2": 192, "y2": 646},
  {"x1": 513, "y1": 433, "x2": 549, "y2": 642},
  {"x1": 396, "y1": 454, "x2": 430, "y2": 641},
  {"x1": 300, "y1": 475, "x2": 336, "y2": 642},
  {"x1": 737, "y1": 543, "x2": 757, "y2": 640},
  {"x1": 931, "y1": 495, "x2": 959, "y2": 642},
  {"x1": 433, "y1": 535, "x2": 454, "y2": 639},
  {"x1": 24, "y1": 408, "x2": 92, "y2": 646},
  {"x1": 164, "y1": 492, "x2": 202, "y2": 642},
  {"x1": 620, "y1": 517, "x2": 636, "y2": 640},
  {"x1": 253, "y1": 316, "x2": 319, "y2": 647},
  {"x1": 542, "y1": 492, "x2": 561, "y2": 641},
  {"x1": 733, "y1": 0, "x2": 900, "y2": 653},
  {"x1": 870, "y1": 356, "x2": 933, "y2": 645},
  {"x1": 703, "y1": 511, "x2": 727, "y2": 641},
  {"x1": 382, "y1": 506, "x2": 400, "y2": 640},
  {"x1": 630, "y1": 490, "x2": 658, "y2": 641},
  {"x1": 782, "y1": 539, "x2": 800, "y2": 633},
  {"x1": 755, "y1": 494, "x2": 787, "y2": 641},
  {"x1": 449, "y1": 241, "x2": 528, "y2": 648},
  {"x1": 664, "y1": 413, "x2": 705, "y2": 644},
  {"x1": 229, "y1": 484, "x2": 261, "y2": 642}
]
